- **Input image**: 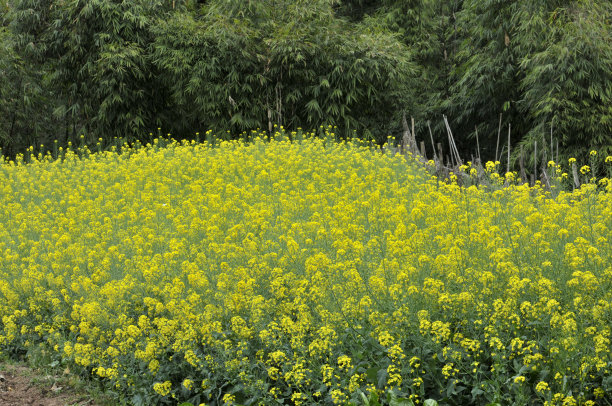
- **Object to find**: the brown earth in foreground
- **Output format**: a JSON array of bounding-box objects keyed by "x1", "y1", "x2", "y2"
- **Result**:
[{"x1": 0, "y1": 363, "x2": 98, "y2": 406}]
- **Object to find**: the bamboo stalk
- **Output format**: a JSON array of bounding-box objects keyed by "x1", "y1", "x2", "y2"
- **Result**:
[
  {"x1": 519, "y1": 145, "x2": 526, "y2": 182},
  {"x1": 475, "y1": 125, "x2": 481, "y2": 164},
  {"x1": 495, "y1": 113, "x2": 502, "y2": 162},
  {"x1": 507, "y1": 123, "x2": 511, "y2": 173},
  {"x1": 533, "y1": 140, "x2": 537, "y2": 185},
  {"x1": 542, "y1": 165, "x2": 552, "y2": 190},
  {"x1": 542, "y1": 135, "x2": 547, "y2": 166},
  {"x1": 550, "y1": 120, "x2": 554, "y2": 158},
  {"x1": 267, "y1": 107, "x2": 273, "y2": 135},
  {"x1": 411, "y1": 117, "x2": 416, "y2": 155}
]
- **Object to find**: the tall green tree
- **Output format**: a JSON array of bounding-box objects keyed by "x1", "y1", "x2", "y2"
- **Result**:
[
  {"x1": 334, "y1": 0, "x2": 382, "y2": 21},
  {"x1": 3, "y1": 0, "x2": 610, "y2": 161},
  {"x1": 6, "y1": 0, "x2": 180, "y2": 148},
  {"x1": 1, "y1": 3, "x2": 58, "y2": 156},
  {"x1": 380, "y1": 0, "x2": 462, "y2": 151},
  {"x1": 519, "y1": 0, "x2": 612, "y2": 160},
  {"x1": 426, "y1": 0, "x2": 611, "y2": 164},
  {"x1": 45, "y1": 0, "x2": 172, "y2": 144},
  {"x1": 152, "y1": 0, "x2": 415, "y2": 142},
  {"x1": 441, "y1": 0, "x2": 527, "y2": 161},
  {"x1": 335, "y1": 0, "x2": 464, "y2": 156}
]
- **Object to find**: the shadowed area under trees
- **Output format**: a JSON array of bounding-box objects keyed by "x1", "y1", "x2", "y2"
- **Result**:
[{"x1": 1, "y1": 0, "x2": 610, "y2": 165}]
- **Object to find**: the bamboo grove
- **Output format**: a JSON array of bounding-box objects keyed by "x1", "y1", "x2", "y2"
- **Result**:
[{"x1": 1, "y1": 0, "x2": 611, "y2": 165}]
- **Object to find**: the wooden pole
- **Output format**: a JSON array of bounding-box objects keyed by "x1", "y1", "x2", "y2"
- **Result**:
[
  {"x1": 427, "y1": 121, "x2": 437, "y2": 162},
  {"x1": 444, "y1": 118, "x2": 455, "y2": 168},
  {"x1": 401, "y1": 112, "x2": 411, "y2": 154},
  {"x1": 443, "y1": 115, "x2": 462, "y2": 166},
  {"x1": 572, "y1": 162, "x2": 580, "y2": 189}
]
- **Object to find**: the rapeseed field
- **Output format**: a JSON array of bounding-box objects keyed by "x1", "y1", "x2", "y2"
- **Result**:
[{"x1": 0, "y1": 133, "x2": 611, "y2": 405}]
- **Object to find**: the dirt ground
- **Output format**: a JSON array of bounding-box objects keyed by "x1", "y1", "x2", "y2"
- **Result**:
[{"x1": 0, "y1": 364, "x2": 98, "y2": 406}]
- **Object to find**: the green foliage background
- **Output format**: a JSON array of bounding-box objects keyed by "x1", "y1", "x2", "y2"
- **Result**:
[{"x1": 1, "y1": 0, "x2": 611, "y2": 164}]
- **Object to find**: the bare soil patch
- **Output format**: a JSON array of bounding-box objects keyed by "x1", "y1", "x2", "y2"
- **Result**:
[{"x1": 0, "y1": 363, "x2": 98, "y2": 406}]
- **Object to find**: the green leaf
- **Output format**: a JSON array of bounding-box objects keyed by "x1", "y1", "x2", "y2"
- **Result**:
[
  {"x1": 376, "y1": 367, "x2": 388, "y2": 389},
  {"x1": 358, "y1": 390, "x2": 369, "y2": 405},
  {"x1": 305, "y1": 99, "x2": 322, "y2": 115},
  {"x1": 366, "y1": 367, "x2": 379, "y2": 383},
  {"x1": 388, "y1": 391, "x2": 415, "y2": 406}
]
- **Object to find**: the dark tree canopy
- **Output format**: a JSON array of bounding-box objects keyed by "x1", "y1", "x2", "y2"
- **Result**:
[{"x1": 1, "y1": 0, "x2": 610, "y2": 162}]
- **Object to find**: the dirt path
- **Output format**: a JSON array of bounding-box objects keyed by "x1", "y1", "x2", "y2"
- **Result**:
[{"x1": 0, "y1": 363, "x2": 98, "y2": 406}]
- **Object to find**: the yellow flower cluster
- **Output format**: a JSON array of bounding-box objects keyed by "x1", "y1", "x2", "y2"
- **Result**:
[{"x1": 0, "y1": 135, "x2": 610, "y2": 404}]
